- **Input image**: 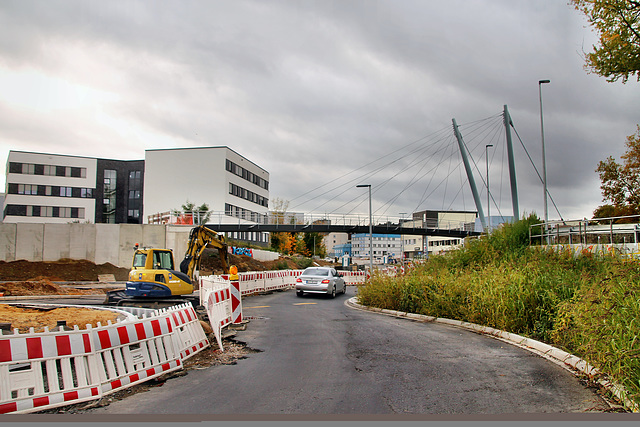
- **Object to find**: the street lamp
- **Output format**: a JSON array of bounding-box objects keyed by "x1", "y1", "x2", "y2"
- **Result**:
[
  {"x1": 399, "y1": 212, "x2": 407, "y2": 268},
  {"x1": 356, "y1": 184, "x2": 373, "y2": 275},
  {"x1": 539, "y1": 79, "x2": 550, "y2": 242},
  {"x1": 486, "y1": 144, "x2": 493, "y2": 232}
]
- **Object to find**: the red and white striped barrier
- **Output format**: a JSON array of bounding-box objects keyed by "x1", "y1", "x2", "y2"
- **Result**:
[
  {"x1": 200, "y1": 275, "x2": 233, "y2": 351},
  {"x1": 0, "y1": 309, "x2": 184, "y2": 414},
  {"x1": 159, "y1": 304, "x2": 209, "y2": 361},
  {"x1": 340, "y1": 270, "x2": 367, "y2": 285}
]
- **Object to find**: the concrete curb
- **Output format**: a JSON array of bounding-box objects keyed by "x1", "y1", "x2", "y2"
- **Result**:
[{"x1": 345, "y1": 296, "x2": 638, "y2": 413}]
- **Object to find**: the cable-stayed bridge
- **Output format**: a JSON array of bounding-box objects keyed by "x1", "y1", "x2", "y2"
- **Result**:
[{"x1": 159, "y1": 105, "x2": 558, "y2": 240}]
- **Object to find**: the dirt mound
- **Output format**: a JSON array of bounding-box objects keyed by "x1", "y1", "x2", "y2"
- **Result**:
[
  {"x1": 0, "y1": 259, "x2": 130, "y2": 281},
  {"x1": 0, "y1": 304, "x2": 120, "y2": 333},
  {"x1": 0, "y1": 279, "x2": 106, "y2": 297}
]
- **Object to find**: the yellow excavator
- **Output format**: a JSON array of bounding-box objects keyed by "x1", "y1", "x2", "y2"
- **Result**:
[{"x1": 107, "y1": 225, "x2": 231, "y2": 307}]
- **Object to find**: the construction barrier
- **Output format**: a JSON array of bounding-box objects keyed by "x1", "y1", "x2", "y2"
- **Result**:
[
  {"x1": 160, "y1": 304, "x2": 209, "y2": 361},
  {"x1": 340, "y1": 270, "x2": 367, "y2": 285},
  {"x1": 0, "y1": 308, "x2": 189, "y2": 414},
  {"x1": 199, "y1": 275, "x2": 233, "y2": 351}
]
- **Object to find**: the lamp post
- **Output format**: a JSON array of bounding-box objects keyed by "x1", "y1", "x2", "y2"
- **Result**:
[
  {"x1": 399, "y1": 212, "x2": 407, "y2": 268},
  {"x1": 539, "y1": 79, "x2": 550, "y2": 242},
  {"x1": 356, "y1": 184, "x2": 373, "y2": 275},
  {"x1": 486, "y1": 144, "x2": 493, "y2": 232}
]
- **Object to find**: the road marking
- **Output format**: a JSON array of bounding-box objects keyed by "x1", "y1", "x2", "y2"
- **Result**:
[
  {"x1": 293, "y1": 303, "x2": 317, "y2": 306},
  {"x1": 245, "y1": 306, "x2": 270, "y2": 309}
]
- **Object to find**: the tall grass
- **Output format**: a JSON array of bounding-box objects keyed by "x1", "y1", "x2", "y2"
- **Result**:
[{"x1": 357, "y1": 214, "x2": 640, "y2": 409}]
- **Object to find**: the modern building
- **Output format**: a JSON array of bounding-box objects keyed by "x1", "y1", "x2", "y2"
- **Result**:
[
  {"x1": 3, "y1": 151, "x2": 144, "y2": 224},
  {"x1": 323, "y1": 232, "x2": 349, "y2": 257},
  {"x1": 409, "y1": 209, "x2": 478, "y2": 257},
  {"x1": 352, "y1": 233, "x2": 402, "y2": 263},
  {"x1": 143, "y1": 146, "x2": 270, "y2": 246}
]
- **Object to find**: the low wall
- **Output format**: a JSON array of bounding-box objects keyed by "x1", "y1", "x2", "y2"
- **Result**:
[{"x1": 0, "y1": 223, "x2": 193, "y2": 269}]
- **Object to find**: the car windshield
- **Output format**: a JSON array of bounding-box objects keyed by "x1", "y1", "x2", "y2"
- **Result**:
[{"x1": 302, "y1": 268, "x2": 329, "y2": 276}]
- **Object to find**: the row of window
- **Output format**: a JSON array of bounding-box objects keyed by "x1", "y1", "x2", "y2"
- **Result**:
[
  {"x1": 8, "y1": 183, "x2": 94, "y2": 198},
  {"x1": 226, "y1": 160, "x2": 269, "y2": 190},
  {"x1": 9, "y1": 162, "x2": 87, "y2": 178},
  {"x1": 229, "y1": 183, "x2": 268, "y2": 207},
  {"x1": 428, "y1": 239, "x2": 462, "y2": 247},
  {"x1": 226, "y1": 231, "x2": 269, "y2": 243},
  {"x1": 224, "y1": 203, "x2": 267, "y2": 223},
  {"x1": 4, "y1": 204, "x2": 85, "y2": 219},
  {"x1": 354, "y1": 243, "x2": 400, "y2": 248},
  {"x1": 353, "y1": 236, "x2": 400, "y2": 241}
]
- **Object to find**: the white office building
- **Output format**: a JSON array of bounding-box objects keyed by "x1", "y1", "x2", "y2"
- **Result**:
[{"x1": 143, "y1": 146, "x2": 270, "y2": 245}]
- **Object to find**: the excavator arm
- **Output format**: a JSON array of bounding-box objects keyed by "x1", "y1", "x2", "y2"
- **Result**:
[{"x1": 179, "y1": 225, "x2": 230, "y2": 280}]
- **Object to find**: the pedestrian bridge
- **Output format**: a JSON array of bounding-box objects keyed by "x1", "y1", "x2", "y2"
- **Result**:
[{"x1": 202, "y1": 213, "x2": 481, "y2": 238}]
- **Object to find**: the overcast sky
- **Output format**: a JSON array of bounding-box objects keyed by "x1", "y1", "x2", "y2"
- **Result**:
[{"x1": 1, "y1": 0, "x2": 638, "y2": 223}]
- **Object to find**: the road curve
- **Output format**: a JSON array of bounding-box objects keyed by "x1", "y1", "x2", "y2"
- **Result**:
[{"x1": 85, "y1": 286, "x2": 610, "y2": 415}]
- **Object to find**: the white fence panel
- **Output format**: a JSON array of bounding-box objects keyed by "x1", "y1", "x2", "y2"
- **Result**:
[
  {"x1": 200, "y1": 275, "x2": 233, "y2": 351},
  {"x1": 0, "y1": 310, "x2": 183, "y2": 414},
  {"x1": 157, "y1": 304, "x2": 209, "y2": 361}
]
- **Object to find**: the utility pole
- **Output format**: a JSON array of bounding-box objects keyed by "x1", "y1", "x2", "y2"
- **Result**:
[
  {"x1": 356, "y1": 184, "x2": 373, "y2": 275},
  {"x1": 539, "y1": 80, "x2": 550, "y2": 242},
  {"x1": 486, "y1": 144, "x2": 493, "y2": 232}
]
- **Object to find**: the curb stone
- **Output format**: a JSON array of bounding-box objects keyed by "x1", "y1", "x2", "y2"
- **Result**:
[{"x1": 345, "y1": 296, "x2": 638, "y2": 413}]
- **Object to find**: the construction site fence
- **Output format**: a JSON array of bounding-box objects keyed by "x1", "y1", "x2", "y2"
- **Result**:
[
  {"x1": 232, "y1": 270, "x2": 368, "y2": 296},
  {"x1": 0, "y1": 302, "x2": 209, "y2": 415}
]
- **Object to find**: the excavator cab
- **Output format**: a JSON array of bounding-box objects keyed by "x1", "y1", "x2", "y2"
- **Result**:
[{"x1": 125, "y1": 247, "x2": 194, "y2": 298}]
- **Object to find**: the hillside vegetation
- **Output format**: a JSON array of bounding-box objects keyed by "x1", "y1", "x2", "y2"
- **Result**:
[{"x1": 357, "y1": 214, "x2": 640, "y2": 411}]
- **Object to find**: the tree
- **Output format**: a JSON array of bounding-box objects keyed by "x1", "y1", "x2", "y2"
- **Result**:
[
  {"x1": 172, "y1": 200, "x2": 211, "y2": 225},
  {"x1": 594, "y1": 125, "x2": 640, "y2": 219},
  {"x1": 571, "y1": 0, "x2": 640, "y2": 83}
]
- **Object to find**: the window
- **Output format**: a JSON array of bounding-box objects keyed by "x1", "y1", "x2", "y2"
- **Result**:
[
  {"x1": 103, "y1": 170, "x2": 117, "y2": 223},
  {"x1": 153, "y1": 251, "x2": 174, "y2": 270},
  {"x1": 133, "y1": 253, "x2": 147, "y2": 268},
  {"x1": 17, "y1": 184, "x2": 37, "y2": 195},
  {"x1": 22, "y1": 164, "x2": 35, "y2": 175},
  {"x1": 81, "y1": 188, "x2": 93, "y2": 198},
  {"x1": 60, "y1": 187, "x2": 72, "y2": 197}
]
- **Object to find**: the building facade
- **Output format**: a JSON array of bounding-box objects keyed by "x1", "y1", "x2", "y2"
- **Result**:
[
  {"x1": 323, "y1": 232, "x2": 349, "y2": 257},
  {"x1": 3, "y1": 151, "x2": 144, "y2": 224},
  {"x1": 352, "y1": 233, "x2": 402, "y2": 263},
  {"x1": 143, "y1": 146, "x2": 270, "y2": 246},
  {"x1": 409, "y1": 210, "x2": 478, "y2": 257}
]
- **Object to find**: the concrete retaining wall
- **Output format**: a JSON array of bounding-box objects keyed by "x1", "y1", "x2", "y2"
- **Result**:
[{"x1": 0, "y1": 223, "x2": 197, "y2": 268}]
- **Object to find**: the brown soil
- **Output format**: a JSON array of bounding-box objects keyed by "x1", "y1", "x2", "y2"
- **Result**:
[
  {"x1": 0, "y1": 304, "x2": 121, "y2": 333},
  {"x1": 0, "y1": 278, "x2": 109, "y2": 297},
  {"x1": 0, "y1": 259, "x2": 130, "y2": 281}
]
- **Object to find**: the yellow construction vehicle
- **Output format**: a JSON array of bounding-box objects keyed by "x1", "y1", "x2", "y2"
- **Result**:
[{"x1": 107, "y1": 225, "x2": 231, "y2": 306}]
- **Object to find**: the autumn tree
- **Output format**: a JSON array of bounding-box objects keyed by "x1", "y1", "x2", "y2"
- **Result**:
[
  {"x1": 594, "y1": 125, "x2": 640, "y2": 220},
  {"x1": 571, "y1": 0, "x2": 640, "y2": 83},
  {"x1": 302, "y1": 232, "x2": 327, "y2": 258}
]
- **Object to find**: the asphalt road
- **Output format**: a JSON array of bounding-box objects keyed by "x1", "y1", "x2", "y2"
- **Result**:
[{"x1": 85, "y1": 286, "x2": 608, "y2": 415}]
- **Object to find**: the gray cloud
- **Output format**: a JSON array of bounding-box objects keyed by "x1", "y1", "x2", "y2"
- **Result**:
[{"x1": 0, "y1": 0, "x2": 637, "y2": 223}]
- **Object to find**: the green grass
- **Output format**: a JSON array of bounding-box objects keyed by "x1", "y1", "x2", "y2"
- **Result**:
[{"x1": 357, "y1": 214, "x2": 640, "y2": 410}]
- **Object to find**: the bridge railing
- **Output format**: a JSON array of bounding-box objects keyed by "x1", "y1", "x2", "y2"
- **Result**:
[
  {"x1": 530, "y1": 215, "x2": 640, "y2": 246},
  {"x1": 151, "y1": 210, "x2": 477, "y2": 233}
]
